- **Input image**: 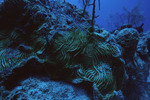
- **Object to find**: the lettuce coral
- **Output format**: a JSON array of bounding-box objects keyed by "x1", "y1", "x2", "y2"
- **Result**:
[
  {"x1": 51, "y1": 28, "x2": 125, "y2": 99},
  {"x1": 0, "y1": 0, "x2": 48, "y2": 70}
]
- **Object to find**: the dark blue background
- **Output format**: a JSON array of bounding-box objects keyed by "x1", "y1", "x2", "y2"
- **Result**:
[{"x1": 67, "y1": 0, "x2": 150, "y2": 32}]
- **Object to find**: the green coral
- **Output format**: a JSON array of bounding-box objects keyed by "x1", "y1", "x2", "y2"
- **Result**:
[
  {"x1": 0, "y1": 49, "x2": 36, "y2": 71},
  {"x1": 78, "y1": 63, "x2": 116, "y2": 93},
  {"x1": 52, "y1": 28, "x2": 125, "y2": 99},
  {"x1": 0, "y1": 0, "x2": 48, "y2": 70},
  {"x1": 52, "y1": 28, "x2": 118, "y2": 66}
]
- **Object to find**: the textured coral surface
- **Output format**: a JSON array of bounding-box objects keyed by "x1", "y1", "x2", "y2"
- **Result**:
[{"x1": 0, "y1": 0, "x2": 149, "y2": 100}]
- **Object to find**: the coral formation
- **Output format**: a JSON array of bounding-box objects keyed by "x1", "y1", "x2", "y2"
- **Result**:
[
  {"x1": 116, "y1": 28, "x2": 139, "y2": 59},
  {"x1": 52, "y1": 28, "x2": 125, "y2": 99},
  {"x1": 0, "y1": 0, "x2": 48, "y2": 71},
  {"x1": 1, "y1": 0, "x2": 149, "y2": 100},
  {"x1": 0, "y1": 0, "x2": 125, "y2": 99}
]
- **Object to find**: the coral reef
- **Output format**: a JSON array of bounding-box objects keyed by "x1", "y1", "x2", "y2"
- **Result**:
[
  {"x1": 0, "y1": 0, "x2": 149, "y2": 100},
  {"x1": 51, "y1": 27, "x2": 125, "y2": 99}
]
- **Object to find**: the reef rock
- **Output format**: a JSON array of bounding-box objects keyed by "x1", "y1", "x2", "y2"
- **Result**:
[
  {"x1": 1, "y1": 0, "x2": 150, "y2": 100},
  {"x1": 1, "y1": 77, "x2": 91, "y2": 100},
  {"x1": 121, "y1": 30, "x2": 150, "y2": 100},
  {"x1": 116, "y1": 28, "x2": 139, "y2": 59}
]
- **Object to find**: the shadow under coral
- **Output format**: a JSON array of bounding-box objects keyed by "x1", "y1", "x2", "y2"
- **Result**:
[{"x1": 1, "y1": 58, "x2": 94, "y2": 99}]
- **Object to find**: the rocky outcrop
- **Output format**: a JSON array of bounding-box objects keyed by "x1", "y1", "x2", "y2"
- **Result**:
[
  {"x1": 117, "y1": 30, "x2": 150, "y2": 100},
  {"x1": 2, "y1": 77, "x2": 91, "y2": 100},
  {"x1": 115, "y1": 28, "x2": 139, "y2": 59}
]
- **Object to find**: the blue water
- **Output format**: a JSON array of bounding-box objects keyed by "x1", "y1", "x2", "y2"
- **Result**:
[{"x1": 67, "y1": 0, "x2": 150, "y2": 32}]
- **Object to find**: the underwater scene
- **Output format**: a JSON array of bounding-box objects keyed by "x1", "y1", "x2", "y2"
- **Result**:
[{"x1": 0, "y1": 0, "x2": 150, "y2": 100}]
